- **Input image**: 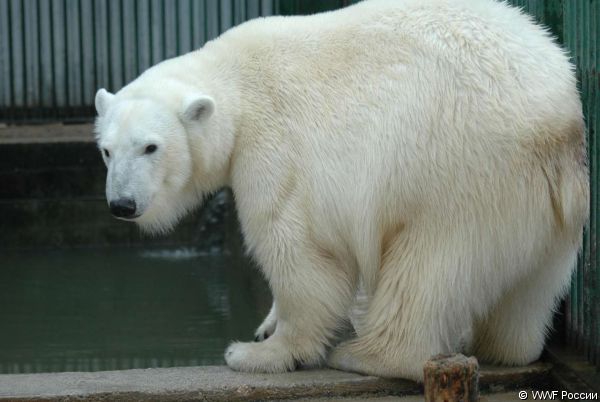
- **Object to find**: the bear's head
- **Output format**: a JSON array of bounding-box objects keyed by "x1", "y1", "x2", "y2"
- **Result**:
[{"x1": 94, "y1": 88, "x2": 216, "y2": 234}]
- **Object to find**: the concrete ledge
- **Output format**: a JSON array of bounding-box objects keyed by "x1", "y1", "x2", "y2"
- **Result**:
[
  {"x1": 0, "y1": 363, "x2": 552, "y2": 401},
  {"x1": 0, "y1": 123, "x2": 94, "y2": 144}
]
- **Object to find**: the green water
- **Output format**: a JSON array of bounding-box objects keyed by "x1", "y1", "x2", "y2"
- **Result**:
[{"x1": 0, "y1": 248, "x2": 270, "y2": 374}]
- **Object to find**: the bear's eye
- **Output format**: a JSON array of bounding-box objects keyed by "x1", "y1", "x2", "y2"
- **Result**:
[
  {"x1": 103, "y1": 149, "x2": 110, "y2": 158},
  {"x1": 144, "y1": 144, "x2": 158, "y2": 155}
]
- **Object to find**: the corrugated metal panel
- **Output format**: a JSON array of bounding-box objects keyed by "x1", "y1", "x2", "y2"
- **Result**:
[
  {"x1": 0, "y1": 0, "x2": 278, "y2": 122},
  {"x1": 0, "y1": 0, "x2": 359, "y2": 122},
  {"x1": 509, "y1": 0, "x2": 600, "y2": 369},
  {"x1": 511, "y1": 0, "x2": 545, "y2": 20},
  {"x1": 0, "y1": 1, "x2": 10, "y2": 107},
  {"x1": 563, "y1": 0, "x2": 600, "y2": 367}
]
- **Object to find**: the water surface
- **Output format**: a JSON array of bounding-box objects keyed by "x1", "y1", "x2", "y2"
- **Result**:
[{"x1": 0, "y1": 247, "x2": 270, "y2": 374}]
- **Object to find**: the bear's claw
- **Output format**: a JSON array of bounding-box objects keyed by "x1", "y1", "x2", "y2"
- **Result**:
[{"x1": 254, "y1": 331, "x2": 271, "y2": 342}]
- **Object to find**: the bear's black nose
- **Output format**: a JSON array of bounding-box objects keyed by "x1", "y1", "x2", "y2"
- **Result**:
[{"x1": 109, "y1": 198, "x2": 137, "y2": 218}]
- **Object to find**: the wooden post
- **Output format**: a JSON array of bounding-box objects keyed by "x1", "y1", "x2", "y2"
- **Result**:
[{"x1": 424, "y1": 354, "x2": 479, "y2": 402}]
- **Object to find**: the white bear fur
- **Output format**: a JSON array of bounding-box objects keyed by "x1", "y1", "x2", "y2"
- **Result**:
[{"x1": 95, "y1": 0, "x2": 589, "y2": 381}]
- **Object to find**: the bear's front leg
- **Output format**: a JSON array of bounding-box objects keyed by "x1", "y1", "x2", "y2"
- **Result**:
[
  {"x1": 225, "y1": 240, "x2": 356, "y2": 373},
  {"x1": 254, "y1": 301, "x2": 277, "y2": 341}
]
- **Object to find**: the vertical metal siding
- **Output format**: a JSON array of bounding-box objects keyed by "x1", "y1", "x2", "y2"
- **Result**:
[
  {"x1": 509, "y1": 0, "x2": 600, "y2": 369},
  {"x1": 564, "y1": 0, "x2": 600, "y2": 367},
  {"x1": 511, "y1": 0, "x2": 545, "y2": 20},
  {"x1": 0, "y1": 0, "x2": 277, "y2": 122}
]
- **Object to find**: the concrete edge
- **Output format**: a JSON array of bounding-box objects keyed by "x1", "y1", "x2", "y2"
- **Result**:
[
  {"x1": 0, "y1": 363, "x2": 552, "y2": 401},
  {"x1": 0, "y1": 123, "x2": 94, "y2": 144}
]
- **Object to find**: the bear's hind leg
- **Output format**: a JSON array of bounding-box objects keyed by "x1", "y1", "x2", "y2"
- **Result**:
[
  {"x1": 328, "y1": 234, "x2": 474, "y2": 381},
  {"x1": 470, "y1": 246, "x2": 577, "y2": 365}
]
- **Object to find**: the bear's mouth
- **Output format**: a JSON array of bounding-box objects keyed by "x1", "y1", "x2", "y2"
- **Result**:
[{"x1": 114, "y1": 214, "x2": 141, "y2": 221}]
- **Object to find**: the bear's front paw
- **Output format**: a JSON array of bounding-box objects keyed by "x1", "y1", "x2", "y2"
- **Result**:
[{"x1": 225, "y1": 340, "x2": 296, "y2": 373}]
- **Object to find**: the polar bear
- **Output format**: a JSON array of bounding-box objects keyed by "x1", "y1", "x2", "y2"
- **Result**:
[{"x1": 94, "y1": 0, "x2": 589, "y2": 381}]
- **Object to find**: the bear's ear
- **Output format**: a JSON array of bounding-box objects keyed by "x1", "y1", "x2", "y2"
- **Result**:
[
  {"x1": 181, "y1": 95, "x2": 215, "y2": 123},
  {"x1": 95, "y1": 88, "x2": 115, "y2": 116}
]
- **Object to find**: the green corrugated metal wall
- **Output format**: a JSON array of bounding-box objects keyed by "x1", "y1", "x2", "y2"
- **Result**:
[
  {"x1": 506, "y1": 0, "x2": 599, "y2": 367},
  {"x1": 0, "y1": 0, "x2": 356, "y2": 123},
  {"x1": 563, "y1": 0, "x2": 599, "y2": 368},
  {"x1": 0, "y1": 0, "x2": 277, "y2": 122}
]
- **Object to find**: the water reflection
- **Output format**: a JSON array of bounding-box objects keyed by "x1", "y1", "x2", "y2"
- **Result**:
[{"x1": 0, "y1": 247, "x2": 271, "y2": 374}]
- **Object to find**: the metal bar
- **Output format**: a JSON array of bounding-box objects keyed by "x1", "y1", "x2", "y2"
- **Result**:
[
  {"x1": 234, "y1": 0, "x2": 244, "y2": 25},
  {"x1": 136, "y1": 0, "x2": 152, "y2": 73},
  {"x1": 94, "y1": 0, "x2": 110, "y2": 90},
  {"x1": 247, "y1": 0, "x2": 260, "y2": 19},
  {"x1": 191, "y1": 0, "x2": 206, "y2": 49},
  {"x1": 178, "y1": 0, "x2": 192, "y2": 54},
  {"x1": 164, "y1": 0, "x2": 177, "y2": 59},
  {"x1": 0, "y1": 0, "x2": 12, "y2": 108},
  {"x1": 205, "y1": 0, "x2": 219, "y2": 41},
  {"x1": 81, "y1": 0, "x2": 95, "y2": 106},
  {"x1": 565, "y1": 0, "x2": 578, "y2": 348},
  {"x1": 51, "y1": 0, "x2": 67, "y2": 107},
  {"x1": 150, "y1": 0, "x2": 164, "y2": 65},
  {"x1": 10, "y1": 0, "x2": 24, "y2": 107},
  {"x1": 220, "y1": 0, "x2": 232, "y2": 32},
  {"x1": 109, "y1": 0, "x2": 123, "y2": 90},
  {"x1": 122, "y1": 0, "x2": 137, "y2": 83},
  {"x1": 23, "y1": 0, "x2": 40, "y2": 108},
  {"x1": 583, "y1": 0, "x2": 593, "y2": 360},
  {"x1": 66, "y1": 0, "x2": 83, "y2": 106},
  {"x1": 590, "y1": 0, "x2": 600, "y2": 368},
  {"x1": 39, "y1": 0, "x2": 54, "y2": 107},
  {"x1": 260, "y1": 0, "x2": 273, "y2": 16}
]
